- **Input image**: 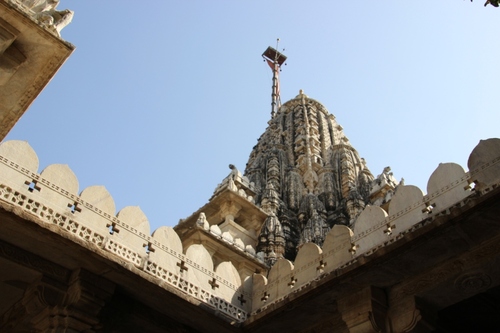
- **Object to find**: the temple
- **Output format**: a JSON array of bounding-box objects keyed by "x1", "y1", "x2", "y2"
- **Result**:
[{"x1": 2, "y1": 1, "x2": 500, "y2": 332}]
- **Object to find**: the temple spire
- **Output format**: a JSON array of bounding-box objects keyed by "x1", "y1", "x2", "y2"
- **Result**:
[
  {"x1": 246, "y1": 92, "x2": 381, "y2": 264},
  {"x1": 262, "y1": 39, "x2": 287, "y2": 119}
]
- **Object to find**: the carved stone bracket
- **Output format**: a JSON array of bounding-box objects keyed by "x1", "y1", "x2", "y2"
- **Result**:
[
  {"x1": 338, "y1": 286, "x2": 387, "y2": 333},
  {"x1": 387, "y1": 295, "x2": 423, "y2": 333},
  {"x1": 219, "y1": 200, "x2": 242, "y2": 222}
]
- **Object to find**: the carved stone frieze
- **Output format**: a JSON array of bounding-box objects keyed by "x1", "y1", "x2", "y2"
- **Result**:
[
  {"x1": 454, "y1": 271, "x2": 492, "y2": 294},
  {"x1": 0, "y1": 239, "x2": 70, "y2": 281}
]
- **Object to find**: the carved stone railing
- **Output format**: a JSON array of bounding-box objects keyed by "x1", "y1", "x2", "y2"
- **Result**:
[
  {"x1": 196, "y1": 214, "x2": 265, "y2": 263},
  {"x1": 0, "y1": 141, "x2": 249, "y2": 323},
  {"x1": 251, "y1": 138, "x2": 500, "y2": 313}
]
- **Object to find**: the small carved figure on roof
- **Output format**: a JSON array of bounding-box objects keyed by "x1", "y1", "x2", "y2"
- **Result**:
[
  {"x1": 22, "y1": 0, "x2": 73, "y2": 37},
  {"x1": 376, "y1": 166, "x2": 398, "y2": 188},
  {"x1": 229, "y1": 164, "x2": 241, "y2": 179},
  {"x1": 196, "y1": 212, "x2": 209, "y2": 230}
]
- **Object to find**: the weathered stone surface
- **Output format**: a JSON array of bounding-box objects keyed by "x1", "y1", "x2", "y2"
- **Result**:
[
  {"x1": 353, "y1": 205, "x2": 389, "y2": 256},
  {"x1": 388, "y1": 185, "x2": 426, "y2": 234},
  {"x1": 266, "y1": 258, "x2": 294, "y2": 304},
  {"x1": 242, "y1": 275, "x2": 253, "y2": 312},
  {"x1": 245, "y1": 244, "x2": 256, "y2": 255},
  {"x1": 222, "y1": 231, "x2": 234, "y2": 244},
  {"x1": 0, "y1": 140, "x2": 38, "y2": 189},
  {"x1": 427, "y1": 163, "x2": 471, "y2": 212},
  {"x1": 113, "y1": 206, "x2": 150, "y2": 254},
  {"x1": 150, "y1": 226, "x2": 183, "y2": 273},
  {"x1": 215, "y1": 261, "x2": 242, "y2": 306},
  {"x1": 80, "y1": 185, "x2": 115, "y2": 214},
  {"x1": 185, "y1": 243, "x2": 214, "y2": 291},
  {"x1": 338, "y1": 286, "x2": 387, "y2": 333},
  {"x1": 387, "y1": 295, "x2": 422, "y2": 333},
  {"x1": 294, "y1": 242, "x2": 322, "y2": 288},
  {"x1": 468, "y1": 138, "x2": 500, "y2": 192},
  {"x1": 210, "y1": 224, "x2": 222, "y2": 237},
  {"x1": 251, "y1": 273, "x2": 268, "y2": 312},
  {"x1": 219, "y1": 217, "x2": 258, "y2": 250},
  {"x1": 0, "y1": 15, "x2": 25, "y2": 86},
  {"x1": 38, "y1": 163, "x2": 78, "y2": 211},
  {"x1": 78, "y1": 185, "x2": 116, "y2": 235},
  {"x1": 234, "y1": 237, "x2": 245, "y2": 250},
  {"x1": 322, "y1": 225, "x2": 353, "y2": 273}
]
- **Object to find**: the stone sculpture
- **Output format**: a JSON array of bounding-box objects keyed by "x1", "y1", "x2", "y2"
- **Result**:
[{"x1": 21, "y1": 0, "x2": 73, "y2": 36}]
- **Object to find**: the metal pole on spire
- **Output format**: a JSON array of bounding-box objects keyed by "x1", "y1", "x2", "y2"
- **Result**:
[{"x1": 262, "y1": 39, "x2": 287, "y2": 119}]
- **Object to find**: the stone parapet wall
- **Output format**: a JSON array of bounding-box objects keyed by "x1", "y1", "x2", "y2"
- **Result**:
[
  {"x1": 1, "y1": 138, "x2": 499, "y2": 323},
  {"x1": 0, "y1": 140, "x2": 249, "y2": 323},
  {"x1": 251, "y1": 138, "x2": 500, "y2": 313}
]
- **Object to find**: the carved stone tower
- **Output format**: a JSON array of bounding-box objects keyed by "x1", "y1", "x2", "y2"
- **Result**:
[{"x1": 246, "y1": 90, "x2": 380, "y2": 264}]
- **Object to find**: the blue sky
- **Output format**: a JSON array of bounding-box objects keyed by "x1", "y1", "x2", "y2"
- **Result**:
[{"x1": 6, "y1": 1, "x2": 500, "y2": 231}]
